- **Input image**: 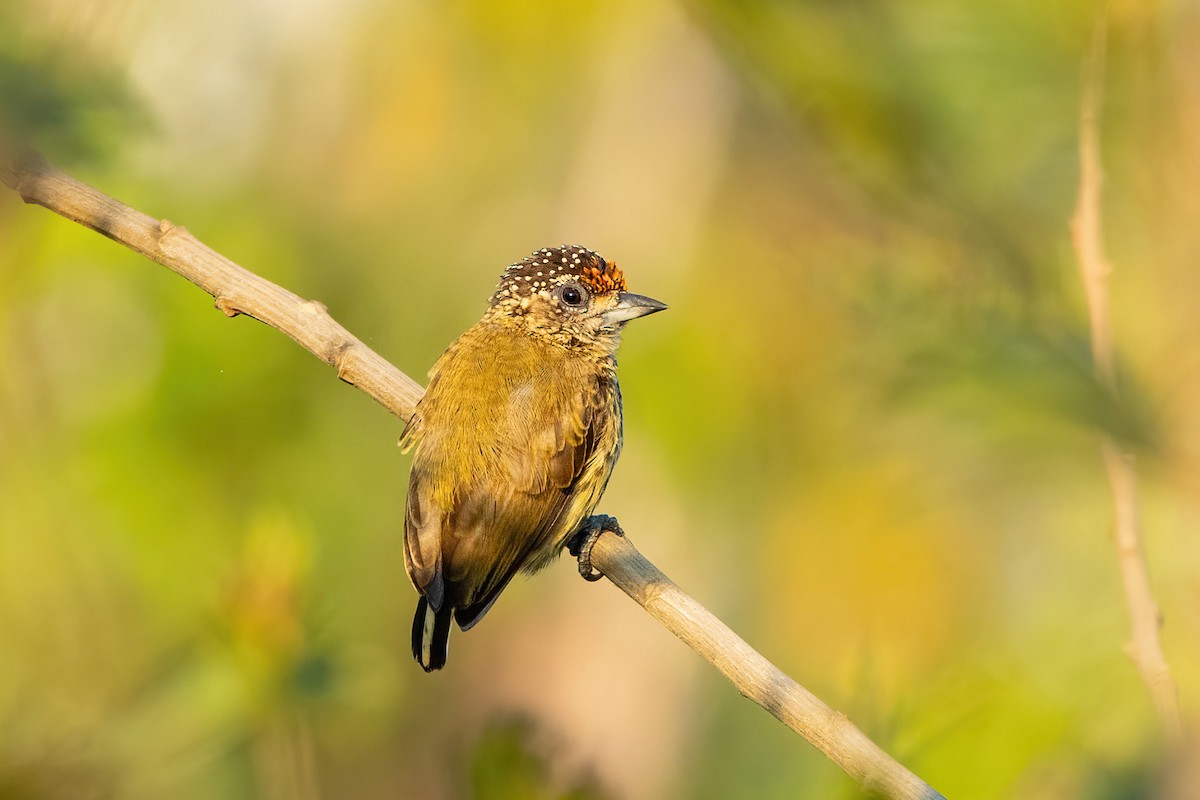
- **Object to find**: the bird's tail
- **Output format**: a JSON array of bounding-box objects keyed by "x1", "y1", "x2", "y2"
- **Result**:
[{"x1": 412, "y1": 595, "x2": 454, "y2": 672}]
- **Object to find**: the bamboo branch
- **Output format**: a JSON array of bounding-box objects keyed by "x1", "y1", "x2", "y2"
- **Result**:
[
  {"x1": 2, "y1": 151, "x2": 943, "y2": 799},
  {"x1": 1069, "y1": 15, "x2": 1182, "y2": 740}
]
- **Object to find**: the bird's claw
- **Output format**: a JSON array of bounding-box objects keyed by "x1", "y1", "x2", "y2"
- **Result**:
[{"x1": 567, "y1": 514, "x2": 624, "y2": 581}]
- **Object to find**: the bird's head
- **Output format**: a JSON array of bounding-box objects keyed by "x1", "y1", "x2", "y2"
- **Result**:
[{"x1": 486, "y1": 245, "x2": 666, "y2": 352}]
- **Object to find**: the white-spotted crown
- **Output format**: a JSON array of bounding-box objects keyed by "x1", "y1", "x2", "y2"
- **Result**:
[{"x1": 490, "y1": 245, "x2": 627, "y2": 311}]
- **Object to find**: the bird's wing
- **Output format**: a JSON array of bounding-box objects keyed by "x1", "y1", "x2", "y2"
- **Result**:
[
  {"x1": 403, "y1": 464, "x2": 445, "y2": 611},
  {"x1": 449, "y1": 376, "x2": 620, "y2": 630}
]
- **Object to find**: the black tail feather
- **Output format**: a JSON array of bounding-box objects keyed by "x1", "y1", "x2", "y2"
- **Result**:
[{"x1": 412, "y1": 595, "x2": 454, "y2": 672}]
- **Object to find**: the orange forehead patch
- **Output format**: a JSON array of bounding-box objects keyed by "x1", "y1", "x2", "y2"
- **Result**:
[{"x1": 580, "y1": 260, "x2": 627, "y2": 295}]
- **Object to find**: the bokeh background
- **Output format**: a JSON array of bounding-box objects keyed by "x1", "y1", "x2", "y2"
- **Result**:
[{"x1": 3, "y1": 0, "x2": 1200, "y2": 797}]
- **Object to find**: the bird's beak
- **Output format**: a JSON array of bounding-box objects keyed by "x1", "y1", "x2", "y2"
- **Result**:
[{"x1": 602, "y1": 292, "x2": 668, "y2": 326}]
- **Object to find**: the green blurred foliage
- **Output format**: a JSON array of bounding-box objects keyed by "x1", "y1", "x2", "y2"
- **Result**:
[
  {"x1": 0, "y1": 3, "x2": 144, "y2": 163},
  {"x1": 3, "y1": 0, "x2": 1200, "y2": 798},
  {"x1": 468, "y1": 718, "x2": 605, "y2": 800}
]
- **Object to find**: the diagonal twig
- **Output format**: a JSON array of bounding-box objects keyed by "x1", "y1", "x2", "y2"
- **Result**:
[
  {"x1": 2, "y1": 150, "x2": 944, "y2": 799},
  {"x1": 2, "y1": 151, "x2": 426, "y2": 421}
]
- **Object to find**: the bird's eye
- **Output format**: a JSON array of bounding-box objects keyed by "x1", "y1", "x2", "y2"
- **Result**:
[{"x1": 557, "y1": 284, "x2": 588, "y2": 308}]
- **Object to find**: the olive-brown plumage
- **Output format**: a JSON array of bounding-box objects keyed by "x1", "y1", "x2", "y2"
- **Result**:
[{"x1": 401, "y1": 245, "x2": 666, "y2": 671}]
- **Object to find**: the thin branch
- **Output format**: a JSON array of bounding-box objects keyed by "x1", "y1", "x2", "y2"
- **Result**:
[
  {"x1": 1, "y1": 151, "x2": 425, "y2": 422},
  {"x1": 2, "y1": 151, "x2": 944, "y2": 799},
  {"x1": 596, "y1": 533, "x2": 943, "y2": 799},
  {"x1": 1069, "y1": 15, "x2": 1182, "y2": 740}
]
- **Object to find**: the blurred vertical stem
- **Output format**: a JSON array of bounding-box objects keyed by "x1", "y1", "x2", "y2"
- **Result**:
[{"x1": 1069, "y1": 10, "x2": 1182, "y2": 741}]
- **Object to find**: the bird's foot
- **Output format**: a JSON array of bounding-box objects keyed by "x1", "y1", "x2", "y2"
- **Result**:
[{"x1": 567, "y1": 514, "x2": 624, "y2": 582}]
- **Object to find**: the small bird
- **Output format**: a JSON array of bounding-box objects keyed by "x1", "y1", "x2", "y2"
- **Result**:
[{"x1": 401, "y1": 245, "x2": 666, "y2": 671}]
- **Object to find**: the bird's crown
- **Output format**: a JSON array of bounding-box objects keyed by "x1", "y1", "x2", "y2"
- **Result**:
[{"x1": 491, "y1": 245, "x2": 625, "y2": 307}]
